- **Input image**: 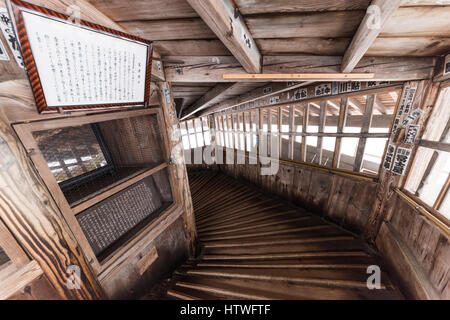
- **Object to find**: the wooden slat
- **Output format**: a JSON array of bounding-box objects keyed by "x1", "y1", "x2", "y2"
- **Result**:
[
  {"x1": 316, "y1": 101, "x2": 327, "y2": 165},
  {"x1": 353, "y1": 94, "x2": 376, "y2": 172},
  {"x1": 235, "y1": 0, "x2": 371, "y2": 14},
  {"x1": 332, "y1": 98, "x2": 349, "y2": 168},
  {"x1": 181, "y1": 83, "x2": 237, "y2": 120},
  {"x1": 186, "y1": 0, "x2": 262, "y2": 73},
  {"x1": 245, "y1": 11, "x2": 365, "y2": 39},
  {"x1": 341, "y1": 0, "x2": 402, "y2": 73}
]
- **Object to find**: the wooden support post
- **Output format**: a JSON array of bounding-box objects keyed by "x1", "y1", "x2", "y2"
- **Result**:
[
  {"x1": 0, "y1": 113, "x2": 104, "y2": 300},
  {"x1": 157, "y1": 82, "x2": 198, "y2": 256},
  {"x1": 288, "y1": 105, "x2": 295, "y2": 160},
  {"x1": 353, "y1": 94, "x2": 375, "y2": 172},
  {"x1": 365, "y1": 80, "x2": 439, "y2": 243},
  {"x1": 301, "y1": 104, "x2": 309, "y2": 162},
  {"x1": 316, "y1": 101, "x2": 327, "y2": 165},
  {"x1": 332, "y1": 98, "x2": 349, "y2": 168}
]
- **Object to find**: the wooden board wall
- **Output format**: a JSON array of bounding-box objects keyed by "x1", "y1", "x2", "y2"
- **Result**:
[{"x1": 376, "y1": 195, "x2": 450, "y2": 299}]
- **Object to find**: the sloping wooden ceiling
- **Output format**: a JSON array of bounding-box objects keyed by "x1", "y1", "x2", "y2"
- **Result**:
[{"x1": 89, "y1": 0, "x2": 450, "y2": 115}]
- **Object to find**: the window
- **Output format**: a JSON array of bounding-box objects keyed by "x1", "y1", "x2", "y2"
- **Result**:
[
  {"x1": 180, "y1": 116, "x2": 211, "y2": 150},
  {"x1": 212, "y1": 89, "x2": 400, "y2": 176},
  {"x1": 15, "y1": 110, "x2": 174, "y2": 264},
  {"x1": 34, "y1": 124, "x2": 113, "y2": 191},
  {"x1": 405, "y1": 86, "x2": 450, "y2": 221}
]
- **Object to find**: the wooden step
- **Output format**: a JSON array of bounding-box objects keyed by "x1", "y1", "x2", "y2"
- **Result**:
[
  {"x1": 201, "y1": 250, "x2": 370, "y2": 261},
  {"x1": 172, "y1": 275, "x2": 403, "y2": 300}
]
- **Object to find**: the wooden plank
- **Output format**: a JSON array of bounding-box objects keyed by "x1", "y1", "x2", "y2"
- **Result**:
[
  {"x1": 186, "y1": 0, "x2": 262, "y2": 73},
  {"x1": 367, "y1": 37, "x2": 450, "y2": 57},
  {"x1": 256, "y1": 38, "x2": 350, "y2": 56},
  {"x1": 353, "y1": 94, "x2": 375, "y2": 171},
  {"x1": 223, "y1": 73, "x2": 375, "y2": 81},
  {"x1": 245, "y1": 11, "x2": 366, "y2": 39},
  {"x1": 181, "y1": 83, "x2": 237, "y2": 120},
  {"x1": 91, "y1": 0, "x2": 198, "y2": 21},
  {"x1": 381, "y1": 6, "x2": 450, "y2": 37},
  {"x1": 154, "y1": 40, "x2": 230, "y2": 56},
  {"x1": 341, "y1": 0, "x2": 402, "y2": 73},
  {"x1": 120, "y1": 18, "x2": 216, "y2": 40},
  {"x1": 234, "y1": 0, "x2": 371, "y2": 14}
]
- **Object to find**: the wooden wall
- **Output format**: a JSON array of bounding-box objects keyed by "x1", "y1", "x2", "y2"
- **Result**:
[{"x1": 376, "y1": 194, "x2": 450, "y2": 300}]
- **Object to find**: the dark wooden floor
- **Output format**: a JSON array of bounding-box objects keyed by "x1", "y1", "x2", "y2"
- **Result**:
[{"x1": 161, "y1": 169, "x2": 404, "y2": 300}]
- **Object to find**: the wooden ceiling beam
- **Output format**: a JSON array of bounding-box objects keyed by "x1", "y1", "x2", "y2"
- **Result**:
[
  {"x1": 186, "y1": 0, "x2": 262, "y2": 73},
  {"x1": 165, "y1": 55, "x2": 436, "y2": 82},
  {"x1": 341, "y1": 0, "x2": 402, "y2": 73},
  {"x1": 181, "y1": 83, "x2": 237, "y2": 120}
]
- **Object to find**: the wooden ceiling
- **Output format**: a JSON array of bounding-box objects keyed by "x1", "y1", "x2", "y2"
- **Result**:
[{"x1": 89, "y1": 0, "x2": 450, "y2": 116}]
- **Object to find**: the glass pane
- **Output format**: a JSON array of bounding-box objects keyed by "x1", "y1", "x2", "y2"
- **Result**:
[
  {"x1": 361, "y1": 138, "x2": 388, "y2": 174},
  {"x1": 338, "y1": 137, "x2": 360, "y2": 170},
  {"x1": 187, "y1": 120, "x2": 195, "y2": 134},
  {"x1": 422, "y1": 87, "x2": 450, "y2": 141},
  {"x1": 369, "y1": 91, "x2": 398, "y2": 133},
  {"x1": 182, "y1": 135, "x2": 190, "y2": 149},
  {"x1": 196, "y1": 132, "x2": 204, "y2": 147},
  {"x1": 34, "y1": 124, "x2": 108, "y2": 183},
  {"x1": 416, "y1": 150, "x2": 450, "y2": 207}
]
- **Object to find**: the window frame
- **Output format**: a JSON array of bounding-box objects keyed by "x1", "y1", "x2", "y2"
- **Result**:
[{"x1": 213, "y1": 87, "x2": 401, "y2": 179}]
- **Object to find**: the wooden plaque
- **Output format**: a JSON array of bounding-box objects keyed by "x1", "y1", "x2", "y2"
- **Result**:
[{"x1": 8, "y1": 0, "x2": 153, "y2": 113}]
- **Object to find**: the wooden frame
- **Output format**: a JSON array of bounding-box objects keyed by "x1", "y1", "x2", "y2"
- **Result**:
[
  {"x1": 13, "y1": 108, "x2": 179, "y2": 275},
  {"x1": 7, "y1": 0, "x2": 153, "y2": 114},
  {"x1": 401, "y1": 84, "x2": 450, "y2": 227},
  {"x1": 213, "y1": 87, "x2": 401, "y2": 180},
  {"x1": 0, "y1": 218, "x2": 46, "y2": 300}
]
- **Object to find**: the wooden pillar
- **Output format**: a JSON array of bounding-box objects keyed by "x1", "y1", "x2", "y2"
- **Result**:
[
  {"x1": 332, "y1": 98, "x2": 349, "y2": 168},
  {"x1": 365, "y1": 80, "x2": 439, "y2": 243},
  {"x1": 157, "y1": 82, "x2": 198, "y2": 256},
  {"x1": 0, "y1": 113, "x2": 104, "y2": 300},
  {"x1": 316, "y1": 101, "x2": 327, "y2": 165},
  {"x1": 353, "y1": 94, "x2": 375, "y2": 172}
]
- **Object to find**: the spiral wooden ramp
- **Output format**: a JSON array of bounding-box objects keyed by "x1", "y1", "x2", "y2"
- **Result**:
[{"x1": 161, "y1": 170, "x2": 403, "y2": 300}]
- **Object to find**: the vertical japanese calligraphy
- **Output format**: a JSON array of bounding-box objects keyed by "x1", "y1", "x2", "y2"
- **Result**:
[
  {"x1": 22, "y1": 11, "x2": 148, "y2": 107},
  {"x1": 0, "y1": 8, "x2": 23, "y2": 67}
]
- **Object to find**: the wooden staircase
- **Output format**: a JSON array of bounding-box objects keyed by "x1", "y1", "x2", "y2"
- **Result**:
[{"x1": 162, "y1": 170, "x2": 404, "y2": 300}]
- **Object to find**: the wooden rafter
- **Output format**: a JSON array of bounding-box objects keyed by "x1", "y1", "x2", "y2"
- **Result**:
[
  {"x1": 341, "y1": 0, "x2": 402, "y2": 73},
  {"x1": 186, "y1": 0, "x2": 262, "y2": 73},
  {"x1": 181, "y1": 83, "x2": 237, "y2": 120}
]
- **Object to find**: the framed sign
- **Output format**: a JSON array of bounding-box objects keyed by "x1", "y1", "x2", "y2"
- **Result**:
[{"x1": 7, "y1": 0, "x2": 153, "y2": 113}]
